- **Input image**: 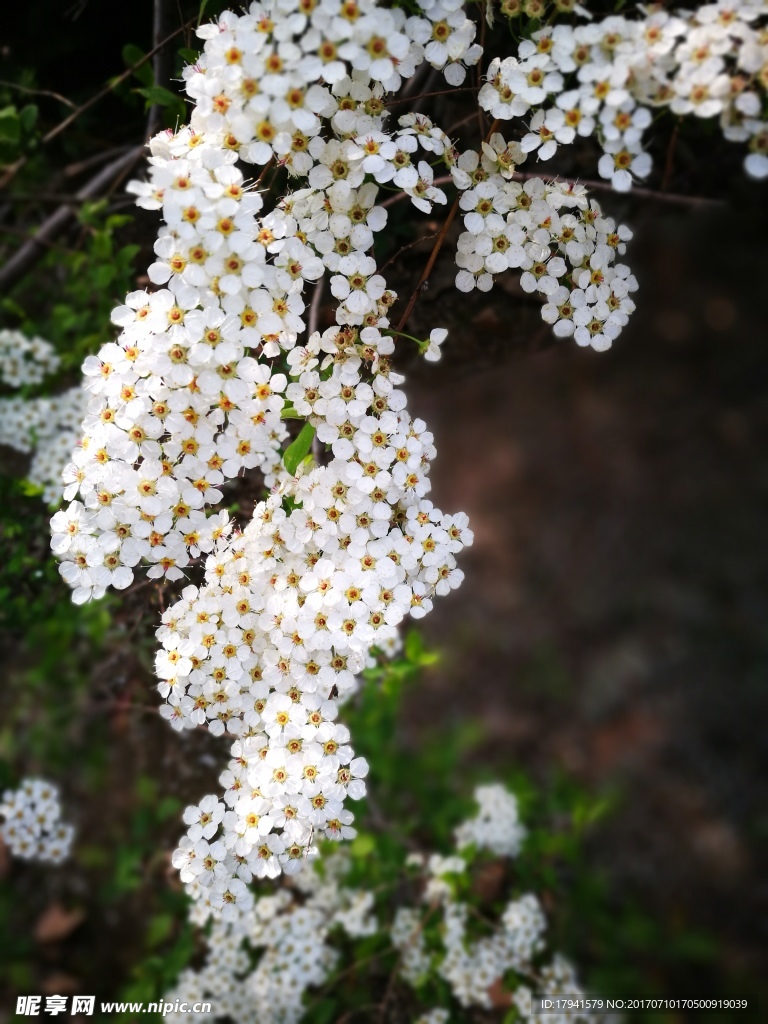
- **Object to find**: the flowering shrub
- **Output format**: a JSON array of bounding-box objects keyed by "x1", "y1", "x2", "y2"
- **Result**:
[
  {"x1": 47, "y1": 0, "x2": 642, "y2": 918},
  {"x1": 39, "y1": 0, "x2": 767, "y2": 933},
  {"x1": 163, "y1": 784, "x2": 601, "y2": 1024}
]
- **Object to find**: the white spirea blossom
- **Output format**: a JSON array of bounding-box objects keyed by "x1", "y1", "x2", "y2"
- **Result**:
[
  {"x1": 393, "y1": 788, "x2": 596, "y2": 1019},
  {"x1": 0, "y1": 778, "x2": 75, "y2": 864},
  {"x1": 454, "y1": 781, "x2": 527, "y2": 856},
  {"x1": 482, "y1": 1, "x2": 768, "y2": 186},
  {"x1": 164, "y1": 849, "x2": 377, "y2": 1024},
  {"x1": 163, "y1": 786, "x2": 602, "y2": 1024},
  {"x1": 0, "y1": 329, "x2": 59, "y2": 387},
  {"x1": 48, "y1": 0, "x2": 643, "y2": 921},
  {"x1": 0, "y1": 387, "x2": 86, "y2": 505},
  {"x1": 50, "y1": 0, "x2": 482, "y2": 915},
  {"x1": 453, "y1": 165, "x2": 638, "y2": 350}
]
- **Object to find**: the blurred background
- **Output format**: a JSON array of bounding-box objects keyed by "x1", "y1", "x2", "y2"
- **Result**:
[{"x1": 1, "y1": 1, "x2": 767, "y2": 1020}]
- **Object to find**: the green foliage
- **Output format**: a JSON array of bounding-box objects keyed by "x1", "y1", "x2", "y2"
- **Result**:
[
  {"x1": 1, "y1": 203, "x2": 140, "y2": 378},
  {"x1": 0, "y1": 102, "x2": 38, "y2": 162},
  {"x1": 283, "y1": 421, "x2": 316, "y2": 474}
]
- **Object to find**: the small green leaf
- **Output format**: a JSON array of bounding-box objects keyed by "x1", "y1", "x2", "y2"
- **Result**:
[
  {"x1": 198, "y1": 0, "x2": 212, "y2": 26},
  {"x1": 350, "y1": 833, "x2": 375, "y2": 858},
  {"x1": 0, "y1": 106, "x2": 20, "y2": 143},
  {"x1": 283, "y1": 422, "x2": 315, "y2": 475},
  {"x1": 178, "y1": 48, "x2": 200, "y2": 64},
  {"x1": 19, "y1": 104, "x2": 38, "y2": 133},
  {"x1": 280, "y1": 405, "x2": 304, "y2": 420},
  {"x1": 146, "y1": 913, "x2": 174, "y2": 949},
  {"x1": 123, "y1": 44, "x2": 154, "y2": 86},
  {"x1": 19, "y1": 479, "x2": 44, "y2": 498},
  {"x1": 136, "y1": 85, "x2": 181, "y2": 108}
]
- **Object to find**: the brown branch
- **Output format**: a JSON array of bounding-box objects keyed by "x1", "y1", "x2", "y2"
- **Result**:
[
  {"x1": 661, "y1": 121, "x2": 680, "y2": 193},
  {"x1": 395, "y1": 121, "x2": 499, "y2": 332},
  {"x1": 446, "y1": 109, "x2": 483, "y2": 136},
  {"x1": 398, "y1": 61, "x2": 431, "y2": 103},
  {"x1": 377, "y1": 231, "x2": 439, "y2": 275},
  {"x1": 395, "y1": 196, "x2": 459, "y2": 333},
  {"x1": 63, "y1": 145, "x2": 136, "y2": 178},
  {"x1": 477, "y1": 4, "x2": 487, "y2": 139},
  {"x1": 385, "y1": 86, "x2": 479, "y2": 107},
  {"x1": 0, "y1": 17, "x2": 194, "y2": 189},
  {"x1": 2, "y1": 191, "x2": 123, "y2": 205},
  {"x1": 0, "y1": 223, "x2": 78, "y2": 255},
  {"x1": 255, "y1": 158, "x2": 275, "y2": 187},
  {"x1": 147, "y1": 0, "x2": 176, "y2": 138},
  {"x1": 0, "y1": 145, "x2": 146, "y2": 293},
  {"x1": 377, "y1": 903, "x2": 438, "y2": 1023},
  {"x1": 308, "y1": 276, "x2": 324, "y2": 337},
  {"x1": 0, "y1": 80, "x2": 76, "y2": 110},
  {"x1": 509, "y1": 169, "x2": 724, "y2": 208}
]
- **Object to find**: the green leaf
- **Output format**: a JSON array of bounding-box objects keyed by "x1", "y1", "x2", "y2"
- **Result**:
[
  {"x1": 280, "y1": 405, "x2": 304, "y2": 420},
  {"x1": 145, "y1": 913, "x2": 174, "y2": 949},
  {"x1": 19, "y1": 479, "x2": 44, "y2": 498},
  {"x1": 123, "y1": 44, "x2": 154, "y2": 86},
  {"x1": 136, "y1": 85, "x2": 182, "y2": 109},
  {"x1": 198, "y1": 0, "x2": 213, "y2": 26},
  {"x1": 350, "y1": 833, "x2": 375, "y2": 858},
  {"x1": 19, "y1": 104, "x2": 38, "y2": 133},
  {"x1": 178, "y1": 48, "x2": 200, "y2": 64},
  {"x1": 283, "y1": 422, "x2": 315, "y2": 476},
  {"x1": 0, "y1": 106, "x2": 20, "y2": 143}
]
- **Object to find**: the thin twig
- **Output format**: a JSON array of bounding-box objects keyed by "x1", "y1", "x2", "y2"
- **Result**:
[
  {"x1": 661, "y1": 121, "x2": 680, "y2": 193},
  {"x1": 0, "y1": 223, "x2": 79, "y2": 255},
  {"x1": 0, "y1": 17, "x2": 194, "y2": 189},
  {"x1": 377, "y1": 903, "x2": 438, "y2": 1022},
  {"x1": 40, "y1": 20, "x2": 191, "y2": 145},
  {"x1": 63, "y1": 145, "x2": 134, "y2": 179},
  {"x1": 394, "y1": 121, "x2": 499, "y2": 332},
  {"x1": 377, "y1": 231, "x2": 439, "y2": 275},
  {"x1": 307, "y1": 277, "x2": 325, "y2": 462},
  {"x1": 0, "y1": 80, "x2": 76, "y2": 110},
  {"x1": 0, "y1": 146, "x2": 145, "y2": 293},
  {"x1": 401, "y1": 63, "x2": 430, "y2": 101},
  {"x1": 510, "y1": 168, "x2": 723, "y2": 208},
  {"x1": 3, "y1": 191, "x2": 123, "y2": 205},
  {"x1": 395, "y1": 196, "x2": 459, "y2": 333},
  {"x1": 308, "y1": 276, "x2": 324, "y2": 337},
  {"x1": 254, "y1": 157, "x2": 276, "y2": 190},
  {"x1": 384, "y1": 86, "x2": 479, "y2": 107},
  {"x1": 147, "y1": 0, "x2": 176, "y2": 138},
  {"x1": 477, "y1": 4, "x2": 487, "y2": 138}
]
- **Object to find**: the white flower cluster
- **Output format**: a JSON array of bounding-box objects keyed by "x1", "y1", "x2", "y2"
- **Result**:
[
  {"x1": 165, "y1": 785, "x2": 601, "y2": 1024},
  {"x1": 393, "y1": 788, "x2": 597, "y2": 1021},
  {"x1": 484, "y1": 1, "x2": 768, "y2": 187},
  {"x1": 453, "y1": 159, "x2": 637, "y2": 351},
  {"x1": 179, "y1": 0, "x2": 481, "y2": 167},
  {"x1": 164, "y1": 849, "x2": 377, "y2": 1024},
  {"x1": 0, "y1": 778, "x2": 74, "y2": 864},
  {"x1": 0, "y1": 328, "x2": 60, "y2": 388},
  {"x1": 454, "y1": 780, "x2": 527, "y2": 856},
  {"x1": 49, "y1": 1, "x2": 477, "y2": 908},
  {"x1": 0, "y1": 387, "x2": 86, "y2": 505},
  {"x1": 50, "y1": 0, "x2": 642, "y2": 921}
]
